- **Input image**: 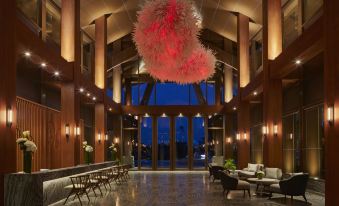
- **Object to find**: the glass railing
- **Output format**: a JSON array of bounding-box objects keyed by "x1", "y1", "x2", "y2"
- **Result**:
[
  {"x1": 249, "y1": 29, "x2": 263, "y2": 81},
  {"x1": 81, "y1": 30, "x2": 95, "y2": 82},
  {"x1": 16, "y1": 0, "x2": 61, "y2": 49},
  {"x1": 282, "y1": 0, "x2": 323, "y2": 49}
]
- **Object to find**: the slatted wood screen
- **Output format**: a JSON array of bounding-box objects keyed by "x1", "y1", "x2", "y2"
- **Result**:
[{"x1": 16, "y1": 97, "x2": 61, "y2": 172}]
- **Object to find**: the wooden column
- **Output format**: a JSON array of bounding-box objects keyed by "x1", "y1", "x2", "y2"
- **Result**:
[
  {"x1": 236, "y1": 13, "x2": 251, "y2": 168},
  {"x1": 60, "y1": 0, "x2": 81, "y2": 167},
  {"x1": 224, "y1": 114, "x2": 234, "y2": 159},
  {"x1": 324, "y1": 0, "x2": 339, "y2": 204},
  {"x1": 112, "y1": 66, "x2": 122, "y2": 103},
  {"x1": 262, "y1": 0, "x2": 283, "y2": 168},
  {"x1": 0, "y1": 0, "x2": 16, "y2": 203},
  {"x1": 224, "y1": 67, "x2": 233, "y2": 103},
  {"x1": 94, "y1": 104, "x2": 106, "y2": 163},
  {"x1": 93, "y1": 14, "x2": 108, "y2": 162}
]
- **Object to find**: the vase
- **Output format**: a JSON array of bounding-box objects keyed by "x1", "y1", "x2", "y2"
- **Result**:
[
  {"x1": 111, "y1": 151, "x2": 116, "y2": 161},
  {"x1": 84, "y1": 152, "x2": 90, "y2": 164},
  {"x1": 23, "y1": 151, "x2": 32, "y2": 173}
]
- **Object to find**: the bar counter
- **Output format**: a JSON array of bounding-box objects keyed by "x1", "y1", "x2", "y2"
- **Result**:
[{"x1": 4, "y1": 161, "x2": 118, "y2": 206}]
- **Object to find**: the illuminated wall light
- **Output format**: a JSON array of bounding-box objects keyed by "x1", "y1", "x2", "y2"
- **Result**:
[
  {"x1": 92, "y1": 97, "x2": 96, "y2": 101},
  {"x1": 65, "y1": 124, "x2": 70, "y2": 138},
  {"x1": 208, "y1": 115, "x2": 212, "y2": 119},
  {"x1": 216, "y1": 140, "x2": 219, "y2": 145},
  {"x1": 327, "y1": 105, "x2": 334, "y2": 125},
  {"x1": 127, "y1": 141, "x2": 130, "y2": 146},
  {"x1": 289, "y1": 133, "x2": 293, "y2": 140},
  {"x1": 262, "y1": 126, "x2": 268, "y2": 135},
  {"x1": 134, "y1": 116, "x2": 138, "y2": 120},
  {"x1": 98, "y1": 132, "x2": 102, "y2": 143},
  {"x1": 178, "y1": 113, "x2": 184, "y2": 117},
  {"x1": 236, "y1": 133, "x2": 240, "y2": 140},
  {"x1": 161, "y1": 113, "x2": 167, "y2": 117},
  {"x1": 144, "y1": 113, "x2": 150, "y2": 117},
  {"x1": 86, "y1": 93, "x2": 91, "y2": 97},
  {"x1": 24, "y1": 51, "x2": 31, "y2": 57},
  {"x1": 114, "y1": 137, "x2": 119, "y2": 144},
  {"x1": 273, "y1": 124, "x2": 278, "y2": 136},
  {"x1": 108, "y1": 108, "x2": 112, "y2": 111},
  {"x1": 105, "y1": 134, "x2": 108, "y2": 141},
  {"x1": 227, "y1": 137, "x2": 231, "y2": 144},
  {"x1": 6, "y1": 107, "x2": 13, "y2": 127},
  {"x1": 76, "y1": 126, "x2": 81, "y2": 136},
  {"x1": 214, "y1": 113, "x2": 217, "y2": 116},
  {"x1": 253, "y1": 91, "x2": 257, "y2": 96},
  {"x1": 79, "y1": 87, "x2": 84, "y2": 93},
  {"x1": 128, "y1": 113, "x2": 132, "y2": 116},
  {"x1": 41, "y1": 62, "x2": 47, "y2": 67},
  {"x1": 243, "y1": 132, "x2": 247, "y2": 141},
  {"x1": 195, "y1": 113, "x2": 201, "y2": 117},
  {"x1": 233, "y1": 107, "x2": 237, "y2": 111},
  {"x1": 295, "y1": 59, "x2": 301, "y2": 65}
]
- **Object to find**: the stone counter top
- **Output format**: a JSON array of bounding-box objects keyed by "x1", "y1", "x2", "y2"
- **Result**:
[{"x1": 4, "y1": 161, "x2": 118, "y2": 206}]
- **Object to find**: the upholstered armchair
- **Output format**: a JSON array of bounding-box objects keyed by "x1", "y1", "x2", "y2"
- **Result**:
[
  {"x1": 219, "y1": 171, "x2": 251, "y2": 198},
  {"x1": 269, "y1": 173, "x2": 309, "y2": 202},
  {"x1": 208, "y1": 164, "x2": 225, "y2": 182}
]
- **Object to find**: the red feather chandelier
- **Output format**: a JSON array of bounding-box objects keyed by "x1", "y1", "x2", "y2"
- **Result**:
[{"x1": 133, "y1": 0, "x2": 216, "y2": 84}]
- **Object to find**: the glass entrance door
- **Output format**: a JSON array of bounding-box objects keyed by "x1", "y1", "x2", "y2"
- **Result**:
[
  {"x1": 157, "y1": 116, "x2": 170, "y2": 169},
  {"x1": 141, "y1": 116, "x2": 152, "y2": 168},
  {"x1": 175, "y1": 116, "x2": 188, "y2": 169}
]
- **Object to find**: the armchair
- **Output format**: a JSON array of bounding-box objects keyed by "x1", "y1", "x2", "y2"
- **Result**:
[
  {"x1": 219, "y1": 171, "x2": 251, "y2": 198},
  {"x1": 269, "y1": 173, "x2": 309, "y2": 202},
  {"x1": 208, "y1": 164, "x2": 225, "y2": 182}
]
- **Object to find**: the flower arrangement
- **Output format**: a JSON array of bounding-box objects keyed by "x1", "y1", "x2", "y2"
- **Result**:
[
  {"x1": 109, "y1": 143, "x2": 118, "y2": 161},
  {"x1": 256, "y1": 171, "x2": 265, "y2": 179},
  {"x1": 82, "y1": 141, "x2": 93, "y2": 164},
  {"x1": 16, "y1": 130, "x2": 37, "y2": 173}
]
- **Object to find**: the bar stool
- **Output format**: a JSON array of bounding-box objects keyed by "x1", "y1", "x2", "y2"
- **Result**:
[{"x1": 63, "y1": 174, "x2": 90, "y2": 205}]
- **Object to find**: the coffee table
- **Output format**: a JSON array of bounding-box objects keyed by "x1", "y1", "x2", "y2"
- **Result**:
[{"x1": 247, "y1": 178, "x2": 279, "y2": 196}]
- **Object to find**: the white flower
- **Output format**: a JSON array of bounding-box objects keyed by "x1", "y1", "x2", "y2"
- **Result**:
[
  {"x1": 16, "y1": 138, "x2": 28, "y2": 144},
  {"x1": 113, "y1": 148, "x2": 117, "y2": 152},
  {"x1": 85, "y1": 145, "x2": 93, "y2": 153},
  {"x1": 83, "y1": 141, "x2": 87, "y2": 145},
  {"x1": 22, "y1": 131, "x2": 30, "y2": 138},
  {"x1": 24, "y1": 140, "x2": 37, "y2": 152}
]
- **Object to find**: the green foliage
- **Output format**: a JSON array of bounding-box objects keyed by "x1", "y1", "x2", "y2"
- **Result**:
[{"x1": 224, "y1": 159, "x2": 236, "y2": 171}]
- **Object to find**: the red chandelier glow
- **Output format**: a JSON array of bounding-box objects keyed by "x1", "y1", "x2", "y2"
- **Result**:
[{"x1": 134, "y1": 0, "x2": 216, "y2": 84}]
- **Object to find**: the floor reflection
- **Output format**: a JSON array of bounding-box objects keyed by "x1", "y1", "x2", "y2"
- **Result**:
[{"x1": 53, "y1": 171, "x2": 325, "y2": 206}]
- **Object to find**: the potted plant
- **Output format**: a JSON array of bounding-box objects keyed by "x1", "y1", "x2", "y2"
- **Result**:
[
  {"x1": 224, "y1": 159, "x2": 236, "y2": 173},
  {"x1": 256, "y1": 171, "x2": 265, "y2": 179},
  {"x1": 82, "y1": 141, "x2": 93, "y2": 164},
  {"x1": 16, "y1": 130, "x2": 37, "y2": 173}
]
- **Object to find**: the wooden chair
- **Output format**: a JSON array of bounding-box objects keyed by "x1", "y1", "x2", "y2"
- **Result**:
[
  {"x1": 100, "y1": 169, "x2": 113, "y2": 191},
  {"x1": 88, "y1": 171, "x2": 103, "y2": 197},
  {"x1": 63, "y1": 174, "x2": 90, "y2": 205}
]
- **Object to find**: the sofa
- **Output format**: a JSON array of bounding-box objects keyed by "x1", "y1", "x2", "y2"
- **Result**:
[
  {"x1": 238, "y1": 163, "x2": 264, "y2": 179},
  {"x1": 269, "y1": 173, "x2": 309, "y2": 202},
  {"x1": 219, "y1": 171, "x2": 251, "y2": 198}
]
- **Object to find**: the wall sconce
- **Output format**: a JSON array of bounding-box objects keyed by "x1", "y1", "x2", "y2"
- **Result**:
[
  {"x1": 127, "y1": 141, "x2": 130, "y2": 146},
  {"x1": 273, "y1": 124, "x2": 278, "y2": 136},
  {"x1": 105, "y1": 134, "x2": 108, "y2": 141},
  {"x1": 289, "y1": 133, "x2": 293, "y2": 140},
  {"x1": 216, "y1": 140, "x2": 219, "y2": 145},
  {"x1": 227, "y1": 137, "x2": 231, "y2": 144},
  {"x1": 243, "y1": 132, "x2": 247, "y2": 141},
  {"x1": 98, "y1": 132, "x2": 102, "y2": 143},
  {"x1": 327, "y1": 105, "x2": 334, "y2": 125},
  {"x1": 114, "y1": 137, "x2": 119, "y2": 144},
  {"x1": 65, "y1": 124, "x2": 70, "y2": 138},
  {"x1": 6, "y1": 107, "x2": 13, "y2": 127},
  {"x1": 236, "y1": 133, "x2": 240, "y2": 140},
  {"x1": 262, "y1": 126, "x2": 268, "y2": 135},
  {"x1": 76, "y1": 126, "x2": 81, "y2": 136}
]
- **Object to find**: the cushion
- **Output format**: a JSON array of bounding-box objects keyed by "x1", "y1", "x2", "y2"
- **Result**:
[
  {"x1": 238, "y1": 170, "x2": 256, "y2": 177},
  {"x1": 237, "y1": 180, "x2": 251, "y2": 190},
  {"x1": 265, "y1": 168, "x2": 282, "y2": 179},
  {"x1": 248, "y1": 163, "x2": 258, "y2": 172},
  {"x1": 269, "y1": 183, "x2": 281, "y2": 193}
]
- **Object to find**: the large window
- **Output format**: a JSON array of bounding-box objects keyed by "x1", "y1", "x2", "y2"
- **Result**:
[
  {"x1": 157, "y1": 117, "x2": 170, "y2": 169},
  {"x1": 122, "y1": 115, "x2": 138, "y2": 168},
  {"x1": 193, "y1": 117, "x2": 206, "y2": 169},
  {"x1": 141, "y1": 117, "x2": 153, "y2": 168},
  {"x1": 175, "y1": 116, "x2": 188, "y2": 169},
  {"x1": 303, "y1": 105, "x2": 324, "y2": 178},
  {"x1": 208, "y1": 115, "x2": 224, "y2": 163}
]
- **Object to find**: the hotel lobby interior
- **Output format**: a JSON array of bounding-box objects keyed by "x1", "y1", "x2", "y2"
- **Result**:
[{"x1": 1, "y1": 0, "x2": 338, "y2": 205}]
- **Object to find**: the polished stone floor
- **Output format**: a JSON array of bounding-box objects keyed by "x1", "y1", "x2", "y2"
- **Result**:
[{"x1": 54, "y1": 171, "x2": 325, "y2": 206}]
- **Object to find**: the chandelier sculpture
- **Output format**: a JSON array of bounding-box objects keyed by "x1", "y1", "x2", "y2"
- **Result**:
[{"x1": 134, "y1": 0, "x2": 216, "y2": 84}]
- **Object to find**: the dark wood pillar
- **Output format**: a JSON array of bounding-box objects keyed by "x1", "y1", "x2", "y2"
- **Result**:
[
  {"x1": 94, "y1": 14, "x2": 108, "y2": 162},
  {"x1": 0, "y1": 0, "x2": 17, "y2": 203},
  {"x1": 262, "y1": 0, "x2": 283, "y2": 168},
  {"x1": 236, "y1": 13, "x2": 251, "y2": 168},
  {"x1": 324, "y1": 0, "x2": 339, "y2": 204},
  {"x1": 60, "y1": 0, "x2": 81, "y2": 167},
  {"x1": 224, "y1": 114, "x2": 234, "y2": 159}
]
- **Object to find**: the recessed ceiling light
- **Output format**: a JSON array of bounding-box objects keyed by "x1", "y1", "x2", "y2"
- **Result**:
[
  {"x1": 161, "y1": 113, "x2": 167, "y2": 117},
  {"x1": 79, "y1": 87, "x2": 84, "y2": 93},
  {"x1": 144, "y1": 113, "x2": 150, "y2": 117},
  {"x1": 178, "y1": 113, "x2": 183, "y2": 117},
  {"x1": 295, "y1": 60, "x2": 301, "y2": 65},
  {"x1": 24, "y1": 52, "x2": 31, "y2": 57},
  {"x1": 54, "y1": 71, "x2": 60, "y2": 76},
  {"x1": 41, "y1": 62, "x2": 46, "y2": 67},
  {"x1": 196, "y1": 113, "x2": 201, "y2": 117},
  {"x1": 86, "y1": 93, "x2": 91, "y2": 97}
]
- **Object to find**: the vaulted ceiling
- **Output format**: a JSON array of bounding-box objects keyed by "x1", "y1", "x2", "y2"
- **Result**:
[{"x1": 79, "y1": 0, "x2": 263, "y2": 44}]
